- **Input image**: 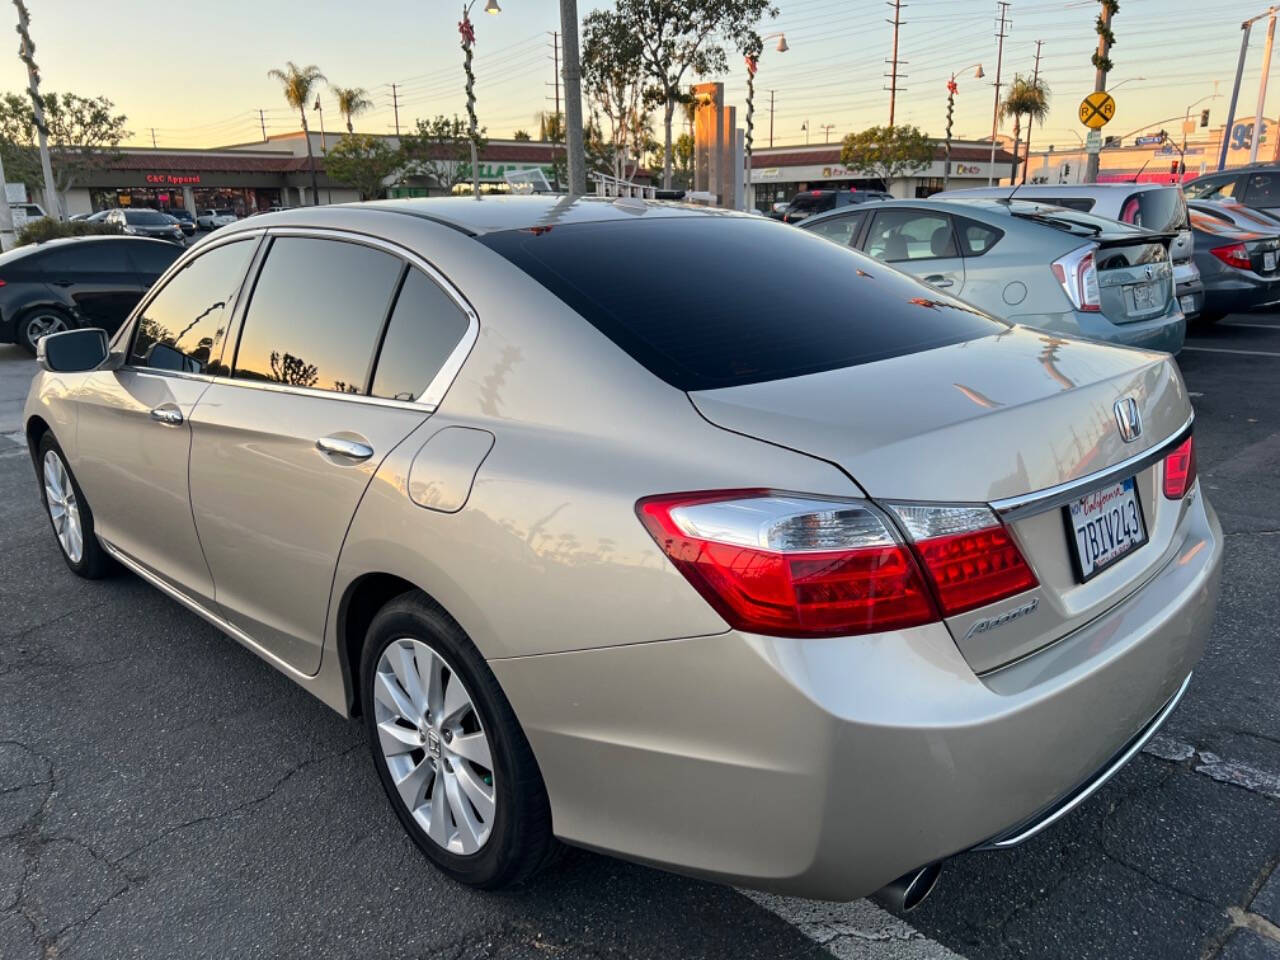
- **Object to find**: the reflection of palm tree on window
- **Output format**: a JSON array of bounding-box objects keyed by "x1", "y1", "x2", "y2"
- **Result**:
[
  {"x1": 269, "y1": 350, "x2": 319, "y2": 387},
  {"x1": 332, "y1": 380, "x2": 361, "y2": 394},
  {"x1": 171, "y1": 301, "x2": 226, "y2": 351}
]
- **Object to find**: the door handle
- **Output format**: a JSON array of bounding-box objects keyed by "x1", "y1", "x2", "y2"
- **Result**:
[
  {"x1": 316, "y1": 436, "x2": 374, "y2": 462},
  {"x1": 149, "y1": 405, "x2": 183, "y2": 426},
  {"x1": 924, "y1": 275, "x2": 954, "y2": 288}
]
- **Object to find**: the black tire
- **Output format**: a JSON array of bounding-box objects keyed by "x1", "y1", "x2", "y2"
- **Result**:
[
  {"x1": 1194, "y1": 311, "x2": 1225, "y2": 327},
  {"x1": 360, "y1": 592, "x2": 558, "y2": 888},
  {"x1": 17, "y1": 307, "x2": 75, "y2": 355},
  {"x1": 35, "y1": 432, "x2": 112, "y2": 579}
]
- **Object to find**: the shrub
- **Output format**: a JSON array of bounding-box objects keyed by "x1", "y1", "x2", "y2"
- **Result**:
[{"x1": 16, "y1": 218, "x2": 123, "y2": 247}]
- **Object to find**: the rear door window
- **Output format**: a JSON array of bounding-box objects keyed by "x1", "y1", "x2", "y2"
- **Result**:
[
  {"x1": 1244, "y1": 173, "x2": 1280, "y2": 206},
  {"x1": 232, "y1": 237, "x2": 402, "y2": 395},
  {"x1": 479, "y1": 216, "x2": 1005, "y2": 391},
  {"x1": 866, "y1": 209, "x2": 957, "y2": 262},
  {"x1": 39, "y1": 242, "x2": 132, "y2": 274},
  {"x1": 130, "y1": 239, "x2": 256, "y2": 374},
  {"x1": 126, "y1": 241, "x2": 183, "y2": 278},
  {"x1": 369, "y1": 268, "x2": 471, "y2": 402},
  {"x1": 803, "y1": 210, "x2": 867, "y2": 246},
  {"x1": 954, "y1": 216, "x2": 1004, "y2": 256},
  {"x1": 1185, "y1": 175, "x2": 1239, "y2": 201}
]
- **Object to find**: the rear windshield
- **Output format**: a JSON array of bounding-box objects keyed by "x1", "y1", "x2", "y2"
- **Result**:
[
  {"x1": 125, "y1": 210, "x2": 169, "y2": 225},
  {"x1": 786, "y1": 193, "x2": 835, "y2": 214},
  {"x1": 1118, "y1": 188, "x2": 1187, "y2": 232},
  {"x1": 479, "y1": 216, "x2": 1006, "y2": 391}
]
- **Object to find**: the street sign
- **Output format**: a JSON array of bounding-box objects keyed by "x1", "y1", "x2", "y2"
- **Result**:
[
  {"x1": 1135, "y1": 134, "x2": 1164, "y2": 147},
  {"x1": 1079, "y1": 91, "x2": 1116, "y2": 129},
  {"x1": 1085, "y1": 129, "x2": 1102, "y2": 155}
]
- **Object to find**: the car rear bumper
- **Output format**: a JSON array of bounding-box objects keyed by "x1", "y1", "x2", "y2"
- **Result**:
[
  {"x1": 1203, "y1": 273, "x2": 1280, "y2": 315},
  {"x1": 491, "y1": 487, "x2": 1222, "y2": 901}
]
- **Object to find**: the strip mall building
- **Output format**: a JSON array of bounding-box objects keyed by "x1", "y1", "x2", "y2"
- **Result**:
[{"x1": 59, "y1": 132, "x2": 566, "y2": 217}]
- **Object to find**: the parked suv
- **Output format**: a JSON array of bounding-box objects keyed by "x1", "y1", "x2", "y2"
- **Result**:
[
  {"x1": 105, "y1": 208, "x2": 186, "y2": 243},
  {"x1": 23, "y1": 198, "x2": 1220, "y2": 907},
  {"x1": 0, "y1": 236, "x2": 181, "y2": 351},
  {"x1": 935, "y1": 184, "x2": 1203, "y2": 321},
  {"x1": 1184, "y1": 166, "x2": 1280, "y2": 218},
  {"x1": 801, "y1": 198, "x2": 1186, "y2": 353},
  {"x1": 781, "y1": 188, "x2": 892, "y2": 223}
]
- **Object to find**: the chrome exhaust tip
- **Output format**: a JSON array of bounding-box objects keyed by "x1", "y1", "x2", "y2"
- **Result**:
[{"x1": 873, "y1": 862, "x2": 942, "y2": 913}]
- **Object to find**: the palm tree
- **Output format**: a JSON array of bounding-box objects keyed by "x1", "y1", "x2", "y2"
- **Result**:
[
  {"x1": 267, "y1": 61, "x2": 326, "y2": 204},
  {"x1": 332, "y1": 86, "x2": 373, "y2": 134},
  {"x1": 1000, "y1": 74, "x2": 1050, "y2": 185}
]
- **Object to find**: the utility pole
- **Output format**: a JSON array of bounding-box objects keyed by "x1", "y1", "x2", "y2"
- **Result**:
[
  {"x1": 768, "y1": 89, "x2": 776, "y2": 147},
  {"x1": 14, "y1": 0, "x2": 59, "y2": 219},
  {"x1": 258, "y1": 108, "x2": 268, "y2": 141},
  {"x1": 886, "y1": 0, "x2": 907, "y2": 126},
  {"x1": 1250, "y1": 9, "x2": 1278, "y2": 164},
  {"x1": 391, "y1": 84, "x2": 400, "y2": 137},
  {"x1": 988, "y1": 1, "x2": 1011, "y2": 186},
  {"x1": 821, "y1": 123, "x2": 836, "y2": 143},
  {"x1": 547, "y1": 31, "x2": 562, "y2": 190},
  {"x1": 1219, "y1": 14, "x2": 1265, "y2": 171},
  {"x1": 150, "y1": 127, "x2": 157, "y2": 148},
  {"x1": 1020, "y1": 39, "x2": 1043, "y2": 183},
  {"x1": 1084, "y1": 0, "x2": 1116, "y2": 184},
  {"x1": 560, "y1": 0, "x2": 586, "y2": 197}
]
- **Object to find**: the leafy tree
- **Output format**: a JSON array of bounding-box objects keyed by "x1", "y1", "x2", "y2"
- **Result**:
[
  {"x1": 613, "y1": 0, "x2": 777, "y2": 189},
  {"x1": 16, "y1": 217, "x2": 121, "y2": 246},
  {"x1": 674, "y1": 131, "x2": 694, "y2": 187},
  {"x1": 1001, "y1": 74, "x2": 1051, "y2": 184},
  {"x1": 325, "y1": 133, "x2": 400, "y2": 200},
  {"x1": 332, "y1": 86, "x2": 373, "y2": 134},
  {"x1": 839, "y1": 124, "x2": 935, "y2": 187},
  {"x1": 583, "y1": 9, "x2": 649, "y2": 181},
  {"x1": 267, "y1": 62, "x2": 326, "y2": 204},
  {"x1": 0, "y1": 91, "x2": 129, "y2": 217},
  {"x1": 512, "y1": 129, "x2": 532, "y2": 141},
  {"x1": 400, "y1": 115, "x2": 486, "y2": 195}
]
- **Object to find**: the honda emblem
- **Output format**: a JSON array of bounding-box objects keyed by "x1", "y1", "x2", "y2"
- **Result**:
[{"x1": 1114, "y1": 396, "x2": 1143, "y2": 443}]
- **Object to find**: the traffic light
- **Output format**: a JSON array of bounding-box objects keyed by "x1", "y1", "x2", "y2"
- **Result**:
[
  {"x1": 1170, "y1": 161, "x2": 1179, "y2": 174},
  {"x1": 1063, "y1": 163, "x2": 1071, "y2": 176},
  {"x1": 1201, "y1": 109, "x2": 1210, "y2": 127}
]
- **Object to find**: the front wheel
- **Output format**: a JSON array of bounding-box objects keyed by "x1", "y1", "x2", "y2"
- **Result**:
[
  {"x1": 18, "y1": 308, "x2": 73, "y2": 354},
  {"x1": 360, "y1": 592, "x2": 557, "y2": 888},
  {"x1": 36, "y1": 433, "x2": 112, "y2": 578}
]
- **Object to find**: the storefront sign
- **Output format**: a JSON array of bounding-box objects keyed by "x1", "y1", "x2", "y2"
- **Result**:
[
  {"x1": 952, "y1": 163, "x2": 981, "y2": 175},
  {"x1": 145, "y1": 173, "x2": 201, "y2": 186},
  {"x1": 821, "y1": 166, "x2": 854, "y2": 178}
]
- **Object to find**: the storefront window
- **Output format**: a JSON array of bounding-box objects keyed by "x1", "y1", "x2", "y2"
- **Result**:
[{"x1": 915, "y1": 178, "x2": 946, "y2": 198}]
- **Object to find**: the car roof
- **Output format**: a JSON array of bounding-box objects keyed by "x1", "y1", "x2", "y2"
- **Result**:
[
  {"x1": 222, "y1": 195, "x2": 754, "y2": 238},
  {"x1": 939, "y1": 183, "x2": 1173, "y2": 197}
]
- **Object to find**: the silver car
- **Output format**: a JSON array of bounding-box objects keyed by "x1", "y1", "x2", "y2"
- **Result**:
[
  {"x1": 934, "y1": 183, "x2": 1203, "y2": 322},
  {"x1": 24, "y1": 197, "x2": 1222, "y2": 906},
  {"x1": 801, "y1": 197, "x2": 1186, "y2": 353}
]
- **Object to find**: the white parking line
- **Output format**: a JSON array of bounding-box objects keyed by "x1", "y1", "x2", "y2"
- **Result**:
[
  {"x1": 741, "y1": 890, "x2": 966, "y2": 959},
  {"x1": 1219, "y1": 322, "x2": 1280, "y2": 331},
  {"x1": 1181, "y1": 346, "x2": 1280, "y2": 358}
]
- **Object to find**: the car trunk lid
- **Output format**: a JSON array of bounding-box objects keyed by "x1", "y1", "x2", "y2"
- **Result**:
[
  {"x1": 689, "y1": 326, "x2": 1194, "y2": 672},
  {"x1": 1095, "y1": 235, "x2": 1175, "y2": 324}
]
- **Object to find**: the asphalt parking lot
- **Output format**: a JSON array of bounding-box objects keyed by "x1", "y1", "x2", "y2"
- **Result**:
[{"x1": 0, "y1": 316, "x2": 1277, "y2": 960}]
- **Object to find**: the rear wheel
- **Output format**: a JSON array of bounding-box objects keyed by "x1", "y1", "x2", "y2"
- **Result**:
[
  {"x1": 360, "y1": 592, "x2": 557, "y2": 888},
  {"x1": 36, "y1": 433, "x2": 111, "y2": 578},
  {"x1": 18, "y1": 308, "x2": 73, "y2": 354}
]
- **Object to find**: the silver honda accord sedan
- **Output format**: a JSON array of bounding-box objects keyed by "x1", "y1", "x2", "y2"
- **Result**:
[{"x1": 24, "y1": 196, "x2": 1222, "y2": 906}]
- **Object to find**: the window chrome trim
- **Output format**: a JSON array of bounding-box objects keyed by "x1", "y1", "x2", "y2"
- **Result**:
[
  {"x1": 258, "y1": 226, "x2": 480, "y2": 409},
  {"x1": 990, "y1": 414, "x2": 1193, "y2": 523}
]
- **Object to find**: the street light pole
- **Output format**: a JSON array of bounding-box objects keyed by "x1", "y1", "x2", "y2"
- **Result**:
[
  {"x1": 1219, "y1": 13, "x2": 1264, "y2": 171},
  {"x1": 559, "y1": 0, "x2": 586, "y2": 196},
  {"x1": 744, "y1": 33, "x2": 788, "y2": 210},
  {"x1": 459, "y1": 0, "x2": 501, "y2": 200},
  {"x1": 1084, "y1": 0, "x2": 1117, "y2": 184},
  {"x1": 14, "y1": 0, "x2": 58, "y2": 220},
  {"x1": 944, "y1": 63, "x2": 984, "y2": 191}
]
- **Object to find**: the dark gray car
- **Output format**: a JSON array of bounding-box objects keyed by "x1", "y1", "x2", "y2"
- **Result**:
[{"x1": 105, "y1": 208, "x2": 185, "y2": 244}]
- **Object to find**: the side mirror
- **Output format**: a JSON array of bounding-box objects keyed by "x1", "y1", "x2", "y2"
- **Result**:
[{"x1": 37, "y1": 328, "x2": 109, "y2": 373}]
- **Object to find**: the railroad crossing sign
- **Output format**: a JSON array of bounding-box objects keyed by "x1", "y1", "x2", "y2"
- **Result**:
[{"x1": 1079, "y1": 91, "x2": 1116, "y2": 129}]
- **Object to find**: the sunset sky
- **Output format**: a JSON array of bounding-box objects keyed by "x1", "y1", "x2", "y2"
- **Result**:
[{"x1": 2, "y1": 0, "x2": 1273, "y2": 152}]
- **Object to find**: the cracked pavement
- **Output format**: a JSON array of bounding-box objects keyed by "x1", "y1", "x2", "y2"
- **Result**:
[{"x1": 0, "y1": 318, "x2": 1278, "y2": 960}]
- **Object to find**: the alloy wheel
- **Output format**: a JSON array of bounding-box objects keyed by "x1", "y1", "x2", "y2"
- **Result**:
[
  {"x1": 373, "y1": 638, "x2": 497, "y2": 855},
  {"x1": 43, "y1": 450, "x2": 83, "y2": 564},
  {"x1": 25, "y1": 313, "x2": 68, "y2": 347}
]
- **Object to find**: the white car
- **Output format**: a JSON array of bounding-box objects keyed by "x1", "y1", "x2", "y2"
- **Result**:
[{"x1": 196, "y1": 208, "x2": 238, "y2": 230}]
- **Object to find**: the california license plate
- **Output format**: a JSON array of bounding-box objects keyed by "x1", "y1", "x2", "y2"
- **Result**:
[
  {"x1": 1064, "y1": 477, "x2": 1148, "y2": 582},
  {"x1": 1266, "y1": 251, "x2": 1277, "y2": 271},
  {"x1": 1180, "y1": 295, "x2": 1196, "y2": 314},
  {"x1": 1130, "y1": 281, "x2": 1157, "y2": 311}
]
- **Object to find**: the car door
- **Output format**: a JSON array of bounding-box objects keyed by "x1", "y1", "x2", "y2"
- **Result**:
[
  {"x1": 187, "y1": 234, "x2": 442, "y2": 675},
  {"x1": 861, "y1": 207, "x2": 966, "y2": 294},
  {"x1": 38, "y1": 240, "x2": 143, "y2": 333},
  {"x1": 72, "y1": 236, "x2": 260, "y2": 606}
]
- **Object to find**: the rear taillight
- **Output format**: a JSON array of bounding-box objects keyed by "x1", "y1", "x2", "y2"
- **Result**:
[
  {"x1": 1051, "y1": 244, "x2": 1101, "y2": 312},
  {"x1": 1162, "y1": 435, "x2": 1197, "y2": 499},
  {"x1": 637, "y1": 492, "x2": 937, "y2": 638},
  {"x1": 887, "y1": 504, "x2": 1039, "y2": 617},
  {"x1": 1210, "y1": 242, "x2": 1252, "y2": 271}
]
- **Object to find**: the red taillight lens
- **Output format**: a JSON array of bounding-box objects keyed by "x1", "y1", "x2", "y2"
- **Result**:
[
  {"x1": 1162, "y1": 435, "x2": 1197, "y2": 499},
  {"x1": 887, "y1": 504, "x2": 1039, "y2": 617},
  {"x1": 1211, "y1": 242, "x2": 1252, "y2": 271},
  {"x1": 1051, "y1": 245, "x2": 1101, "y2": 312},
  {"x1": 637, "y1": 492, "x2": 937, "y2": 638}
]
